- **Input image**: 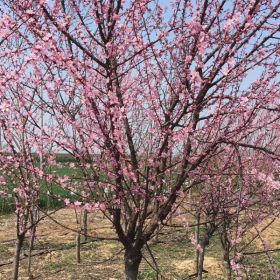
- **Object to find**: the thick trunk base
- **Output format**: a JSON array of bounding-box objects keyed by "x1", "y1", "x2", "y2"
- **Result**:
[
  {"x1": 124, "y1": 248, "x2": 142, "y2": 280},
  {"x1": 197, "y1": 246, "x2": 206, "y2": 280}
]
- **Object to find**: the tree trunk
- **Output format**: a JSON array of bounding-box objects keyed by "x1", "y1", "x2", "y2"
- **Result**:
[
  {"x1": 197, "y1": 244, "x2": 206, "y2": 280},
  {"x1": 195, "y1": 213, "x2": 201, "y2": 273},
  {"x1": 220, "y1": 225, "x2": 232, "y2": 280},
  {"x1": 76, "y1": 232, "x2": 81, "y2": 263},
  {"x1": 27, "y1": 226, "x2": 36, "y2": 279},
  {"x1": 226, "y1": 266, "x2": 232, "y2": 280},
  {"x1": 12, "y1": 234, "x2": 24, "y2": 280},
  {"x1": 124, "y1": 248, "x2": 142, "y2": 280},
  {"x1": 224, "y1": 253, "x2": 232, "y2": 280},
  {"x1": 82, "y1": 210, "x2": 88, "y2": 241}
]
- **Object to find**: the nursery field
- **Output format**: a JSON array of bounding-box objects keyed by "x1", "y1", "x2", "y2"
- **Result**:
[
  {"x1": 1, "y1": 0, "x2": 279, "y2": 279},
  {"x1": 0, "y1": 208, "x2": 279, "y2": 280},
  {"x1": 0, "y1": 155, "x2": 279, "y2": 279}
]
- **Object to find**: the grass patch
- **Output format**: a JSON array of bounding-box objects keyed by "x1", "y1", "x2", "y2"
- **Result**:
[
  {"x1": 139, "y1": 269, "x2": 158, "y2": 279},
  {"x1": 43, "y1": 261, "x2": 62, "y2": 272},
  {"x1": 0, "y1": 163, "x2": 80, "y2": 214}
]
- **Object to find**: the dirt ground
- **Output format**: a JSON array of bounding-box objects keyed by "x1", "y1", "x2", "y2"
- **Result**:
[{"x1": 0, "y1": 209, "x2": 279, "y2": 280}]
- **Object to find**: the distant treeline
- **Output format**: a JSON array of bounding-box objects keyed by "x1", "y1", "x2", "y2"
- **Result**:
[
  {"x1": 55, "y1": 153, "x2": 77, "y2": 163},
  {"x1": 29, "y1": 153, "x2": 78, "y2": 163},
  {"x1": 1, "y1": 152, "x2": 78, "y2": 163}
]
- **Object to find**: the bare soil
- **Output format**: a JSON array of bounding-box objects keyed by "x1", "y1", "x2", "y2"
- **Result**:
[{"x1": 0, "y1": 209, "x2": 279, "y2": 280}]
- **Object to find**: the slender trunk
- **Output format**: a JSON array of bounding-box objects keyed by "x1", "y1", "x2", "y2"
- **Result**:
[
  {"x1": 82, "y1": 210, "x2": 88, "y2": 241},
  {"x1": 47, "y1": 195, "x2": 50, "y2": 211},
  {"x1": 124, "y1": 248, "x2": 142, "y2": 280},
  {"x1": 27, "y1": 226, "x2": 36, "y2": 279},
  {"x1": 76, "y1": 232, "x2": 81, "y2": 263},
  {"x1": 13, "y1": 234, "x2": 24, "y2": 280},
  {"x1": 195, "y1": 213, "x2": 201, "y2": 273},
  {"x1": 197, "y1": 244, "x2": 206, "y2": 280},
  {"x1": 220, "y1": 223, "x2": 232, "y2": 280},
  {"x1": 155, "y1": 227, "x2": 160, "y2": 243},
  {"x1": 224, "y1": 253, "x2": 232, "y2": 280},
  {"x1": 226, "y1": 264, "x2": 232, "y2": 280}
]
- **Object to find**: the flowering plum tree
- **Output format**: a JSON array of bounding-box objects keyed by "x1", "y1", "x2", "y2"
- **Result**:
[
  {"x1": 184, "y1": 148, "x2": 280, "y2": 279},
  {"x1": 0, "y1": 13, "x2": 65, "y2": 278},
  {"x1": 1, "y1": 0, "x2": 280, "y2": 279},
  {"x1": 0, "y1": 71, "x2": 43, "y2": 279}
]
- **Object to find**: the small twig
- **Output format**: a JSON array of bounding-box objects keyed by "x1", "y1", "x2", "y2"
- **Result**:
[
  {"x1": 145, "y1": 242, "x2": 161, "y2": 279},
  {"x1": 243, "y1": 248, "x2": 280, "y2": 256},
  {"x1": 91, "y1": 248, "x2": 125, "y2": 264},
  {"x1": 39, "y1": 208, "x2": 118, "y2": 240}
]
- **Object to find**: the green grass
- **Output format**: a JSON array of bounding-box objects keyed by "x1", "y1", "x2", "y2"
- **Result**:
[
  {"x1": 0, "y1": 198, "x2": 15, "y2": 214},
  {"x1": 55, "y1": 153, "x2": 77, "y2": 163},
  {"x1": 241, "y1": 252, "x2": 280, "y2": 280},
  {"x1": 0, "y1": 155, "x2": 80, "y2": 214},
  {"x1": 139, "y1": 269, "x2": 158, "y2": 279},
  {"x1": 49, "y1": 165, "x2": 80, "y2": 177},
  {"x1": 43, "y1": 261, "x2": 62, "y2": 272}
]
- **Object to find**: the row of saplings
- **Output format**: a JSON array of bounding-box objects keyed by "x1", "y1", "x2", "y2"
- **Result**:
[{"x1": 6, "y1": 184, "x2": 277, "y2": 280}]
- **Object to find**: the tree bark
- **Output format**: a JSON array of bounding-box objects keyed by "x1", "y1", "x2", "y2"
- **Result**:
[
  {"x1": 124, "y1": 247, "x2": 142, "y2": 280},
  {"x1": 76, "y1": 232, "x2": 81, "y2": 263},
  {"x1": 197, "y1": 244, "x2": 206, "y2": 280},
  {"x1": 224, "y1": 253, "x2": 232, "y2": 280},
  {"x1": 82, "y1": 210, "x2": 88, "y2": 241},
  {"x1": 220, "y1": 224, "x2": 232, "y2": 280},
  {"x1": 27, "y1": 226, "x2": 36, "y2": 279},
  {"x1": 195, "y1": 213, "x2": 201, "y2": 273},
  {"x1": 12, "y1": 234, "x2": 24, "y2": 280}
]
